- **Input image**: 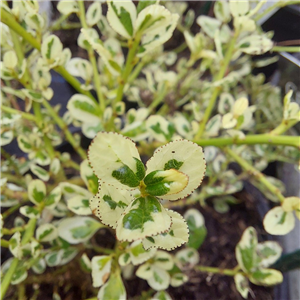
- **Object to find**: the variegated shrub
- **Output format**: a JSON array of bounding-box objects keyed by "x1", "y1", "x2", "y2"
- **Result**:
[{"x1": 1, "y1": 0, "x2": 300, "y2": 299}]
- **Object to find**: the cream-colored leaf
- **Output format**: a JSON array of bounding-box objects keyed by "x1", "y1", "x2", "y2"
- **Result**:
[
  {"x1": 90, "y1": 183, "x2": 133, "y2": 229},
  {"x1": 91, "y1": 255, "x2": 112, "y2": 288},
  {"x1": 86, "y1": 2, "x2": 102, "y2": 27},
  {"x1": 116, "y1": 196, "x2": 172, "y2": 242},
  {"x1": 249, "y1": 268, "x2": 283, "y2": 286},
  {"x1": 142, "y1": 210, "x2": 189, "y2": 251},
  {"x1": 234, "y1": 273, "x2": 249, "y2": 299},
  {"x1": 147, "y1": 265, "x2": 170, "y2": 291},
  {"x1": 263, "y1": 207, "x2": 295, "y2": 235},
  {"x1": 222, "y1": 113, "x2": 237, "y2": 129},
  {"x1": 88, "y1": 132, "x2": 143, "y2": 190},
  {"x1": 146, "y1": 140, "x2": 206, "y2": 200}
]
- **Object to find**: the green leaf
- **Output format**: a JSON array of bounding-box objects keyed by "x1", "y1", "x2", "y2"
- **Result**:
[
  {"x1": 45, "y1": 186, "x2": 62, "y2": 210},
  {"x1": 28, "y1": 179, "x2": 46, "y2": 205},
  {"x1": 234, "y1": 273, "x2": 249, "y2": 299},
  {"x1": 116, "y1": 196, "x2": 171, "y2": 242},
  {"x1": 36, "y1": 223, "x2": 58, "y2": 242},
  {"x1": 249, "y1": 268, "x2": 283, "y2": 286},
  {"x1": 97, "y1": 269, "x2": 126, "y2": 300},
  {"x1": 19, "y1": 206, "x2": 40, "y2": 219},
  {"x1": 67, "y1": 94, "x2": 101, "y2": 123},
  {"x1": 128, "y1": 240, "x2": 156, "y2": 265},
  {"x1": 164, "y1": 159, "x2": 184, "y2": 171},
  {"x1": 137, "y1": 1, "x2": 156, "y2": 14},
  {"x1": 11, "y1": 267, "x2": 28, "y2": 285},
  {"x1": 235, "y1": 227, "x2": 258, "y2": 273},
  {"x1": 184, "y1": 208, "x2": 207, "y2": 249},
  {"x1": 107, "y1": 1, "x2": 136, "y2": 39}
]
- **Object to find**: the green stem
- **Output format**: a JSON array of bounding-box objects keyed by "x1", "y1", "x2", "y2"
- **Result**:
[
  {"x1": 148, "y1": 83, "x2": 167, "y2": 111},
  {"x1": 42, "y1": 100, "x2": 87, "y2": 160},
  {"x1": 49, "y1": 14, "x2": 69, "y2": 31},
  {"x1": 270, "y1": 120, "x2": 299, "y2": 135},
  {"x1": 2, "y1": 225, "x2": 27, "y2": 236},
  {"x1": 2, "y1": 203, "x2": 23, "y2": 219},
  {"x1": 1, "y1": 239, "x2": 9, "y2": 248},
  {"x1": 78, "y1": 1, "x2": 105, "y2": 112},
  {"x1": 195, "y1": 32, "x2": 238, "y2": 140},
  {"x1": 272, "y1": 46, "x2": 300, "y2": 53},
  {"x1": 0, "y1": 219, "x2": 37, "y2": 300},
  {"x1": 194, "y1": 134, "x2": 299, "y2": 149},
  {"x1": 223, "y1": 147, "x2": 285, "y2": 203},
  {"x1": 1, "y1": 105, "x2": 37, "y2": 122},
  {"x1": 113, "y1": 37, "x2": 141, "y2": 108},
  {"x1": 195, "y1": 265, "x2": 238, "y2": 276}
]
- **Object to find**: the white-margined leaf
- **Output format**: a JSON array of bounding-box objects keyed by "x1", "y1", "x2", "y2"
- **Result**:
[
  {"x1": 66, "y1": 58, "x2": 93, "y2": 82},
  {"x1": 28, "y1": 179, "x2": 46, "y2": 205},
  {"x1": 116, "y1": 196, "x2": 171, "y2": 242},
  {"x1": 19, "y1": 206, "x2": 40, "y2": 219},
  {"x1": 45, "y1": 250, "x2": 63, "y2": 267},
  {"x1": 135, "y1": 5, "x2": 179, "y2": 57},
  {"x1": 249, "y1": 268, "x2": 283, "y2": 286},
  {"x1": 22, "y1": 89, "x2": 43, "y2": 103},
  {"x1": 205, "y1": 114, "x2": 221, "y2": 137},
  {"x1": 88, "y1": 132, "x2": 144, "y2": 190},
  {"x1": 234, "y1": 273, "x2": 249, "y2": 299},
  {"x1": 218, "y1": 93, "x2": 235, "y2": 114},
  {"x1": 80, "y1": 159, "x2": 98, "y2": 194},
  {"x1": 184, "y1": 208, "x2": 207, "y2": 249},
  {"x1": 17, "y1": 134, "x2": 33, "y2": 153},
  {"x1": 235, "y1": 226, "x2": 258, "y2": 273},
  {"x1": 32, "y1": 258, "x2": 46, "y2": 274},
  {"x1": 91, "y1": 255, "x2": 112, "y2": 287},
  {"x1": 57, "y1": 217, "x2": 102, "y2": 244},
  {"x1": 238, "y1": 35, "x2": 273, "y2": 55},
  {"x1": 50, "y1": 158, "x2": 61, "y2": 175},
  {"x1": 263, "y1": 206, "x2": 295, "y2": 235},
  {"x1": 41, "y1": 35, "x2": 63, "y2": 68},
  {"x1": 11, "y1": 267, "x2": 28, "y2": 285},
  {"x1": 229, "y1": 0, "x2": 249, "y2": 17},
  {"x1": 142, "y1": 210, "x2": 189, "y2": 251},
  {"x1": 107, "y1": 0, "x2": 137, "y2": 39},
  {"x1": 196, "y1": 15, "x2": 221, "y2": 39},
  {"x1": 146, "y1": 115, "x2": 175, "y2": 143},
  {"x1": 151, "y1": 291, "x2": 172, "y2": 300},
  {"x1": 9, "y1": 232, "x2": 22, "y2": 259},
  {"x1": 67, "y1": 94, "x2": 101, "y2": 123},
  {"x1": 0, "y1": 131, "x2": 14, "y2": 146},
  {"x1": 147, "y1": 265, "x2": 170, "y2": 291},
  {"x1": 59, "y1": 247, "x2": 78, "y2": 265},
  {"x1": 146, "y1": 140, "x2": 206, "y2": 200},
  {"x1": 57, "y1": 0, "x2": 79, "y2": 15},
  {"x1": 256, "y1": 241, "x2": 282, "y2": 268},
  {"x1": 77, "y1": 28, "x2": 99, "y2": 50},
  {"x1": 60, "y1": 182, "x2": 92, "y2": 201},
  {"x1": 36, "y1": 223, "x2": 58, "y2": 242},
  {"x1": 175, "y1": 247, "x2": 199, "y2": 270},
  {"x1": 67, "y1": 195, "x2": 92, "y2": 215},
  {"x1": 90, "y1": 183, "x2": 133, "y2": 229},
  {"x1": 86, "y1": 2, "x2": 102, "y2": 27},
  {"x1": 82, "y1": 120, "x2": 103, "y2": 139},
  {"x1": 170, "y1": 272, "x2": 188, "y2": 287},
  {"x1": 30, "y1": 164, "x2": 50, "y2": 181},
  {"x1": 214, "y1": 1, "x2": 231, "y2": 23},
  {"x1": 80, "y1": 253, "x2": 91, "y2": 273},
  {"x1": 45, "y1": 186, "x2": 62, "y2": 210},
  {"x1": 25, "y1": 12, "x2": 45, "y2": 31},
  {"x1": 128, "y1": 240, "x2": 156, "y2": 265}
]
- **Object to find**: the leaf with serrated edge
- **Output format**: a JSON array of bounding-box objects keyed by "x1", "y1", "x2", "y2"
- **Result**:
[
  {"x1": 234, "y1": 273, "x2": 249, "y2": 299},
  {"x1": 88, "y1": 132, "x2": 143, "y2": 190},
  {"x1": 90, "y1": 182, "x2": 133, "y2": 229},
  {"x1": 142, "y1": 210, "x2": 189, "y2": 251},
  {"x1": 28, "y1": 179, "x2": 46, "y2": 205},
  {"x1": 116, "y1": 196, "x2": 171, "y2": 242},
  {"x1": 249, "y1": 268, "x2": 283, "y2": 286},
  {"x1": 263, "y1": 206, "x2": 295, "y2": 235},
  {"x1": 235, "y1": 226, "x2": 258, "y2": 273},
  {"x1": 91, "y1": 255, "x2": 112, "y2": 288},
  {"x1": 146, "y1": 140, "x2": 206, "y2": 200},
  {"x1": 256, "y1": 241, "x2": 282, "y2": 268},
  {"x1": 129, "y1": 240, "x2": 156, "y2": 265}
]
